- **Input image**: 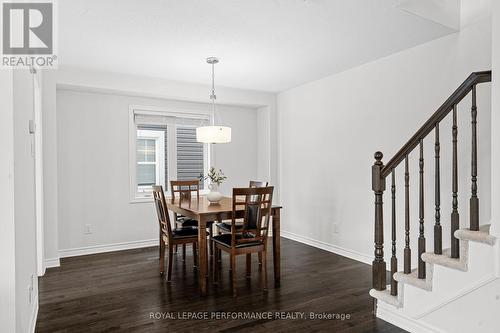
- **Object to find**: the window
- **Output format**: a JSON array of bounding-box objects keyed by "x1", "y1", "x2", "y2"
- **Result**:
[
  {"x1": 129, "y1": 106, "x2": 210, "y2": 201},
  {"x1": 136, "y1": 128, "x2": 165, "y2": 195}
]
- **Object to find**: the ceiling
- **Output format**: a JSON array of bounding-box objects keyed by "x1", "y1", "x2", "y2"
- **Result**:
[{"x1": 58, "y1": 0, "x2": 455, "y2": 92}]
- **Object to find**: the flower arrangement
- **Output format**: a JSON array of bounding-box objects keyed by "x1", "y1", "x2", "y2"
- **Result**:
[{"x1": 199, "y1": 167, "x2": 227, "y2": 186}]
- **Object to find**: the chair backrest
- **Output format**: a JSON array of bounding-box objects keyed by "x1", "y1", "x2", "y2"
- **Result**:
[
  {"x1": 249, "y1": 180, "x2": 268, "y2": 188},
  {"x1": 248, "y1": 180, "x2": 268, "y2": 203},
  {"x1": 170, "y1": 180, "x2": 200, "y2": 201},
  {"x1": 152, "y1": 185, "x2": 173, "y2": 239},
  {"x1": 230, "y1": 186, "x2": 274, "y2": 247}
]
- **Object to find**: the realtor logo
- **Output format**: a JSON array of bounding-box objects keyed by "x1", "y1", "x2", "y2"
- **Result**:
[{"x1": 1, "y1": 1, "x2": 57, "y2": 67}]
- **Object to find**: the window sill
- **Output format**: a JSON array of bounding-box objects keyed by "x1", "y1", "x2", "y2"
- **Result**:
[
  {"x1": 130, "y1": 189, "x2": 210, "y2": 204},
  {"x1": 130, "y1": 197, "x2": 154, "y2": 204}
]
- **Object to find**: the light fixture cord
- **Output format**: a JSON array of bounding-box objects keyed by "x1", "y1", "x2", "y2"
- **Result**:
[{"x1": 210, "y1": 61, "x2": 216, "y2": 126}]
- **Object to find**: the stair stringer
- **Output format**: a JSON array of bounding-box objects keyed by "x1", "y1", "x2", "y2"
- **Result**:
[{"x1": 370, "y1": 225, "x2": 497, "y2": 332}]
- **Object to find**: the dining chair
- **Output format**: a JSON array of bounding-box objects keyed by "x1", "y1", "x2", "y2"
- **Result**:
[
  {"x1": 216, "y1": 180, "x2": 268, "y2": 233},
  {"x1": 216, "y1": 180, "x2": 269, "y2": 268},
  {"x1": 170, "y1": 180, "x2": 200, "y2": 228},
  {"x1": 211, "y1": 186, "x2": 274, "y2": 297},
  {"x1": 170, "y1": 179, "x2": 214, "y2": 257},
  {"x1": 152, "y1": 185, "x2": 203, "y2": 282}
]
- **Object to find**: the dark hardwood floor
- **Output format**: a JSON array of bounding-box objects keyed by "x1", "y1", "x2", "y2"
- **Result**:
[{"x1": 36, "y1": 238, "x2": 405, "y2": 333}]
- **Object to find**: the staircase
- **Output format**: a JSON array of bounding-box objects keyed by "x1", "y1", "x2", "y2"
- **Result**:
[{"x1": 369, "y1": 71, "x2": 497, "y2": 332}]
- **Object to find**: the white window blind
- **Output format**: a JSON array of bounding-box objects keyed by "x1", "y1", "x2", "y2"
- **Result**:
[{"x1": 177, "y1": 126, "x2": 205, "y2": 189}]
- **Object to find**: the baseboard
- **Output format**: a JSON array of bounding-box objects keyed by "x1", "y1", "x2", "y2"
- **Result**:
[
  {"x1": 377, "y1": 304, "x2": 446, "y2": 333},
  {"x1": 281, "y1": 230, "x2": 372, "y2": 265},
  {"x1": 29, "y1": 292, "x2": 39, "y2": 333},
  {"x1": 44, "y1": 257, "x2": 60, "y2": 269},
  {"x1": 59, "y1": 238, "x2": 158, "y2": 258}
]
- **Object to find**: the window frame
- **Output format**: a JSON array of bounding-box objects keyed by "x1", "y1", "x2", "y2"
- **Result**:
[
  {"x1": 129, "y1": 105, "x2": 211, "y2": 203},
  {"x1": 136, "y1": 130, "x2": 165, "y2": 195}
]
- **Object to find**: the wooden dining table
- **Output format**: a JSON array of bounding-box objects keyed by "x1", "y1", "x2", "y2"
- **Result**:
[{"x1": 167, "y1": 195, "x2": 282, "y2": 296}]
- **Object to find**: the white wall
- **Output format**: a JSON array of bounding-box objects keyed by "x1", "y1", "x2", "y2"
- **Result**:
[
  {"x1": 490, "y1": 0, "x2": 500, "y2": 276},
  {"x1": 0, "y1": 70, "x2": 17, "y2": 333},
  {"x1": 42, "y1": 71, "x2": 59, "y2": 266},
  {"x1": 257, "y1": 106, "x2": 271, "y2": 180},
  {"x1": 56, "y1": 66, "x2": 275, "y2": 108},
  {"x1": 55, "y1": 88, "x2": 262, "y2": 252},
  {"x1": 13, "y1": 70, "x2": 39, "y2": 333},
  {"x1": 277, "y1": 17, "x2": 492, "y2": 265}
]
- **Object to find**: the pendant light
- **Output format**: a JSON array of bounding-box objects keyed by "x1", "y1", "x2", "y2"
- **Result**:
[{"x1": 196, "y1": 57, "x2": 232, "y2": 144}]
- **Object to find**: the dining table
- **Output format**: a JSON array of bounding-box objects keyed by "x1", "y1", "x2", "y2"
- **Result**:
[{"x1": 167, "y1": 195, "x2": 282, "y2": 296}]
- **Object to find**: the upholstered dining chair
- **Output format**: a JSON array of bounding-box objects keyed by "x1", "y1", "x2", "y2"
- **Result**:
[
  {"x1": 215, "y1": 180, "x2": 269, "y2": 268},
  {"x1": 152, "y1": 185, "x2": 203, "y2": 281},
  {"x1": 170, "y1": 179, "x2": 214, "y2": 257},
  {"x1": 211, "y1": 186, "x2": 274, "y2": 297},
  {"x1": 170, "y1": 180, "x2": 200, "y2": 228},
  {"x1": 215, "y1": 180, "x2": 268, "y2": 233}
]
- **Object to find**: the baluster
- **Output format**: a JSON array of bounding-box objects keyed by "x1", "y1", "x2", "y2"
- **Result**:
[
  {"x1": 404, "y1": 155, "x2": 411, "y2": 274},
  {"x1": 451, "y1": 105, "x2": 460, "y2": 258},
  {"x1": 418, "y1": 140, "x2": 426, "y2": 279},
  {"x1": 372, "y1": 152, "x2": 386, "y2": 290},
  {"x1": 470, "y1": 85, "x2": 479, "y2": 231},
  {"x1": 434, "y1": 124, "x2": 442, "y2": 254},
  {"x1": 391, "y1": 169, "x2": 398, "y2": 296}
]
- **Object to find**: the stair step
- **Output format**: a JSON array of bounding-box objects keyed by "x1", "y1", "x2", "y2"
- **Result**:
[
  {"x1": 369, "y1": 287, "x2": 402, "y2": 308},
  {"x1": 454, "y1": 224, "x2": 496, "y2": 245},
  {"x1": 393, "y1": 268, "x2": 432, "y2": 291},
  {"x1": 421, "y1": 248, "x2": 467, "y2": 271},
  {"x1": 372, "y1": 225, "x2": 496, "y2": 311}
]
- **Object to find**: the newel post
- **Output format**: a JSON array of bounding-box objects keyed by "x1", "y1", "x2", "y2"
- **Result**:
[{"x1": 372, "y1": 151, "x2": 387, "y2": 290}]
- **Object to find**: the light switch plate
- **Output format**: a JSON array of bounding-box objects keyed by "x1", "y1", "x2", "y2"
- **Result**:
[{"x1": 29, "y1": 120, "x2": 36, "y2": 134}]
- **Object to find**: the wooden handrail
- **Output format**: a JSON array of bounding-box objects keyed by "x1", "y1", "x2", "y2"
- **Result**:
[{"x1": 381, "y1": 70, "x2": 491, "y2": 178}]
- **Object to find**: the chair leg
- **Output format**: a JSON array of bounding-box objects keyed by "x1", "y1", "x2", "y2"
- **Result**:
[
  {"x1": 205, "y1": 240, "x2": 209, "y2": 278},
  {"x1": 182, "y1": 244, "x2": 186, "y2": 262},
  {"x1": 159, "y1": 231, "x2": 162, "y2": 260},
  {"x1": 262, "y1": 251, "x2": 268, "y2": 292},
  {"x1": 167, "y1": 244, "x2": 174, "y2": 282},
  {"x1": 159, "y1": 241, "x2": 165, "y2": 276},
  {"x1": 192, "y1": 242, "x2": 197, "y2": 268},
  {"x1": 209, "y1": 225, "x2": 213, "y2": 256},
  {"x1": 231, "y1": 253, "x2": 237, "y2": 297},
  {"x1": 258, "y1": 252, "x2": 262, "y2": 268},
  {"x1": 213, "y1": 245, "x2": 219, "y2": 285},
  {"x1": 175, "y1": 244, "x2": 178, "y2": 253},
  {"x1": 246, "y1": 254, "x2": 251, "y2": 279}
]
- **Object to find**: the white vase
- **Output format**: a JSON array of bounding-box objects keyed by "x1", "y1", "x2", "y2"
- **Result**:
[{"x1": 207, "y1": 183, "x2": 222, "y2": 203}]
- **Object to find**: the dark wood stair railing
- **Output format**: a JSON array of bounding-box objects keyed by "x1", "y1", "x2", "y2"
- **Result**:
[
  {"x1": 451, "y1": 105, "x2": 460, "y2": 258},
  {"x1": 390, "y1": 170, "x2": 397, "y2": 295},
  {"x1": 371, "y1": 70, "x2": 491, "y2": 294},
  {"x1": 434, "y1": 123, "x2": 442, "y2": 255},
  {"x1": 470, "y1": 85, "x2": 479, "y2": 231},
  {"x1": 404, "y1": 155, "x2": 411, "y2": 274},
  {"x1": 418, "y1": 140, "x2": 426, "y2": 279}
]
